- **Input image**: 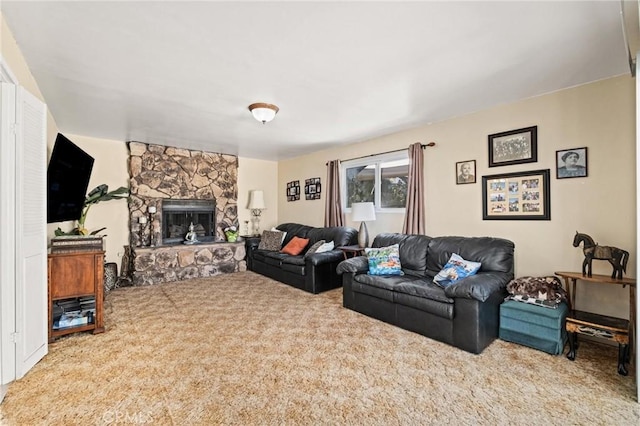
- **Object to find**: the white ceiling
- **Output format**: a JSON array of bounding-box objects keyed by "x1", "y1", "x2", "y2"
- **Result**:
[{"x1": 1, "y1": 1, "x2": 632, "y2": 161}]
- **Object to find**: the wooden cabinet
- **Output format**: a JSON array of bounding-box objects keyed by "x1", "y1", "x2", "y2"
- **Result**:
[{"x1": 48, "y1": 251, "x2": 105, "y2": 342}]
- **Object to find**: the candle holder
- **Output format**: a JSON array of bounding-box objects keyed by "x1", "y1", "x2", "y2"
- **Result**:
[
  {"x1": 148, "y1": 205, "x2": 157, "y2": 247},
  {"x1": 138, "y1": 216, "x2": 147, "y2": 247}
]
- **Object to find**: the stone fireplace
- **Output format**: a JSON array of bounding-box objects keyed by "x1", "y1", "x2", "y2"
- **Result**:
[{"x1": 127, "y1": 142, "x2": 245, "y2": 285}]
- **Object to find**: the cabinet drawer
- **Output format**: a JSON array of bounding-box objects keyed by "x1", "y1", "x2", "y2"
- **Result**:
[{"x1": 49, "y1": 252, "x2": 99, "y2": 298}]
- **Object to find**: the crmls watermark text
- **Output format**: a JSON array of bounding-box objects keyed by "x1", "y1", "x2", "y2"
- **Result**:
[{"x1": 101, "y1": 410, "x2": 154, "y2": 424}]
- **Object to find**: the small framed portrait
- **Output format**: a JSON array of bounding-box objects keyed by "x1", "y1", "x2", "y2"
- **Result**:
[
  {"x1": 456, "y1": 160, "x2": 476, "y2": 184},
  {"x1": 488, "y1": 126, "x2": 538, "y2": 167},
  {"x1": 556, "y1": 147, "x2": 588, "y2": 179}
]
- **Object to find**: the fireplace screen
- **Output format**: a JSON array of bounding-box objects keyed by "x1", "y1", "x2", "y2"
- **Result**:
[{"x1": 162, "y1": 199, "x2": 216, "y2": 244}]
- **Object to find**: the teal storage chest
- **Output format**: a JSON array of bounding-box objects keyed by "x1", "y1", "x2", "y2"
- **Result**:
[{"x1": 499, "y1": 300, "x2": 568, "y2": 355}]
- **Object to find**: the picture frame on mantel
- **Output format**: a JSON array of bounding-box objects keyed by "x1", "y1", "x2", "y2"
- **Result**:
[
  {"x1": 488, "y1": 126, "x2": 538, "y2": 167},
  {"x1": 482, "y1": 169, "x2": 550, "y2": 220}
]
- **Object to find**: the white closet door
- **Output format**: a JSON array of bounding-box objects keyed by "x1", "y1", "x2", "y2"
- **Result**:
[
  {"x1": 0, "y1": 82, "x2": 17, "y2": 389},
  {"x1": 14, "y1": 86, "x2": 47, "y2": 378}
]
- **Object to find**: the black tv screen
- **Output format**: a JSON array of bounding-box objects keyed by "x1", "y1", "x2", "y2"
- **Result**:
[{"x1": 47, "y1": 134, "x2": 94, "y2": 223}]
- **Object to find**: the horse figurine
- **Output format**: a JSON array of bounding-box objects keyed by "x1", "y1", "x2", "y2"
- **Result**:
[{"x1": 572, "y1": 232, "x2": 629, "y2": 279}]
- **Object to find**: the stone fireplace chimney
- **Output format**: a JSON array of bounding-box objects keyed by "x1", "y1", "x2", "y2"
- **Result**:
[
  {"x1": 127, "y1": 142, "x2": 238, "y2": 247},
  {"x1": 126, "y1": 142, "x2": 243, "y2": 285}
]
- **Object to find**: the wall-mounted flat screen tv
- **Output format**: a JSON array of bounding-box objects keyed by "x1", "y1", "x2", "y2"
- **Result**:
[{"x1": 46, "y1": 133, "x2": 94, "y2": 223}]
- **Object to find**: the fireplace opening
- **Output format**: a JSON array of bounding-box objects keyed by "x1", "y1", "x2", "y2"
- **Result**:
[{"x1": 162, "y1": 199, "x2": 216, "y2": 245}]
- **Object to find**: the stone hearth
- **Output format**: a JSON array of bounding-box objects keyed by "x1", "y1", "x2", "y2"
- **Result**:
[{"x1": 133, "y1": 242, "x2": 246, "y2": 285}]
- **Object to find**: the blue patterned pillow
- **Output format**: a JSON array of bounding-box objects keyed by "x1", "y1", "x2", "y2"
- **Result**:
[
  {"x1": 433, "y1": 253, "x2": 481, "y2": 288},
  {"x1": 365, "y1": 244, "x2": 403, "y2": 276}
]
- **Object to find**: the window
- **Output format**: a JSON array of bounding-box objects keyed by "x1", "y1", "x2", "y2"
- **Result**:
[{"x1": 341, "y1": 151, "x2": 409, "y2": 211}]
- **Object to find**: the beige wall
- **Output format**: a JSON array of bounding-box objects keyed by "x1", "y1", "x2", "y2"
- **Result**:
[
  {"x1": 238, "y1": 158, "x2": 279, "y2": 235},
  {"x1": 44, "y1": 139, "x2": 280, "y2": 266},
  {"x1": 279, "y1": 75, "x2": 636, "y2": 318},
  {"x1": 2, "y1": 13, "x2": 59, "y2": 149},
  {"x1": 45, "y1": 135, "x2": 130, "y2": 265}
]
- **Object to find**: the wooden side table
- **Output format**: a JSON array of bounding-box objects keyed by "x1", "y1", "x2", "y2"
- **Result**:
[
  {"x1": 242, "y1": 235, "x2": 261, "y2": 271},
  {"x1": 555, "y1": 271, "x2": 636, "y2": 375},
  {"x1": 338, "y1": 245, "x2": 365, "y2": 260}
]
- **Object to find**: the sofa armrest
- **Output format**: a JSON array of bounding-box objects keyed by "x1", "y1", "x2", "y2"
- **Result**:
[
  {"x1": 336, "y1": 256, "x2": 369, "y2": 275},
  {"x1": 443, "y1": 271, "x2": 513, "y2": 302},
  {"x1": 305, "y1": 250, "x2": 345, "y2": 266}
]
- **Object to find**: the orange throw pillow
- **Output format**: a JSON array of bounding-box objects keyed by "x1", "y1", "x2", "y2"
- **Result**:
[{"x1": 280, "y1": 236, "x2": 310, "y2": 256}]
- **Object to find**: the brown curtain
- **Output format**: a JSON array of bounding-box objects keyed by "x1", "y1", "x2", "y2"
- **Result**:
[
  {"x1": 402, "y1": 142, "x2": 425, "y2": 234},
  {"x1": 324, "y1": 160, "x2": 345, "y2": 227}
]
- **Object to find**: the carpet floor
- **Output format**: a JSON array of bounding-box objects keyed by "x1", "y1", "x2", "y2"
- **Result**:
[{"x1": 0, "y1": 271, "x2": 638, "y2": 425}]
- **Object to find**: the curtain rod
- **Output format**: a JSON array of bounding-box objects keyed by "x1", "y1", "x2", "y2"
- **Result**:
[{"x1": 326, "y1": 142, "x2": 436, "y2": 165}]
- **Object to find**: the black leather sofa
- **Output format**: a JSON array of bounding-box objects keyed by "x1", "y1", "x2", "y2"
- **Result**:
[
  {"x1": 250, "y1": 223, "x2": 359, "y2": 294},
  {"x1": 337, "y1": 233, "x2": 515, "y2": 354}
]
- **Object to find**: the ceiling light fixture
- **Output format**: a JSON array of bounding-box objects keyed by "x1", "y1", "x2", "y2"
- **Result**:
[{"x1": 248, "y1": 102, "x2": 279, "y2": 124}]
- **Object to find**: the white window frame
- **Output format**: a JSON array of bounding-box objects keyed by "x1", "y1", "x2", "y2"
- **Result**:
[{"x1": 340, "y1": 150, "x2": 409, "y2": 213}]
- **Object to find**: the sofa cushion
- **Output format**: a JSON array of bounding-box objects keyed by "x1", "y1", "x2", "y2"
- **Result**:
[
  {"x1": 352, "y1": 274, "x2": 419, "y2": 302},
  {"x1": 433, "y1": 253, "x2": 481, "y2": 288},
  {"x1": 426, "y1": 236, "x2": 514, "y2": 276},
  {"x1": 281, "y1": 236, "x2": 309, "y2": 255},
  {"x1": 394, "y1": 280, "x2": 454, "y2": 304},
  {"x1": 315, "y1": 241, "x2": 335, "y2": 253},
  {"x1": 307, "y1": 226, "x2": 359, "y2": 247},
  {"x1": 276, "y1": 223, "x2": 313, "y2": 246},
  {"x1": 365, "y1": 244, "x2": 403, "y2": 276},
  {"x1": 259, "y1": 230, "x2": 286, "y2": 251},
  {"x1": 304, "y1": 240, "x2": 325, "y2": 258}
]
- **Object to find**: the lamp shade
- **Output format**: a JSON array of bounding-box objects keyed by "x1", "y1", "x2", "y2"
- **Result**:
[
  {"x1": 351, "y1": 202, "x2": 376, "y2": 222},
  {"x1": 248, "y1": 190, "x2": 266, "y2": 210},
  {"x1": 248, "y1": 103, "x2": 279, "y2": 124}
]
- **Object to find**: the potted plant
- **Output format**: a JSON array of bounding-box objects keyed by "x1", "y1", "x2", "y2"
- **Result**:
[{"x1": 54, "y1": 184, "x2": 129, "y2": 236}]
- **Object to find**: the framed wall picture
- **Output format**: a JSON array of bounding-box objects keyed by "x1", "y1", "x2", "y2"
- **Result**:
[
  {"x1": 304, "y1": 177, "x2": 321, "y2": 200},
  {"x1": 488, "y1": 126, "x2": 538, "y2": 167},
  {"x1": 556, "y1": 147, "x2": 588, "y2": 179},
  {"x1": 482, "y1": 169, "x2": 550, "y2": 220},
  {"x1": 456, "y1": 160, "x2": 476, "y2": 184},
  {"x1": 286, "y1": 180, "x2": 300, "y2": 201}
]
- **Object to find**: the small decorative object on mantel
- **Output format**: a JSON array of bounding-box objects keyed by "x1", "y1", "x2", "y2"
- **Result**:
[
  {"x1": 286, "y1": 180, "x2": 300, "y2": 202},
  {"x1": 304, "y1": 177, "x2": 322, "y2": 200},
  {"x1": 224, "y1": 226, "x2": 239, "y2": 242},
  {"x1": 573, "y1": 232, "x2": 629, "y2": 279},
  {"x1": 184, "y1": 222, "x2": 200, "y2": 245}
]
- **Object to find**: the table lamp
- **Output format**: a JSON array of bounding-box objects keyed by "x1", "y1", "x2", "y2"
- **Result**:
[
  {"x1": 351, "y1": 202, "x2": 376, "y2": 248},
  {"x1": 248, "y1": 190, "x2": 266, "y2": 235}
]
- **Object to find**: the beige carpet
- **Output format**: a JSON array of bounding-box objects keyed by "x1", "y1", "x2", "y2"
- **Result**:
[{"x1": 0, "y1": 272, "x2": 638, "y2": 425}]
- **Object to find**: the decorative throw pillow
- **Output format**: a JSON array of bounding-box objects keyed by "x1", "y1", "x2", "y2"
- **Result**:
[
  {"x1": 258, "y1": 230, "x2": 285, "y2": 251},
  {"x1": 280, "y1": 236, "x2": 310, "y2": 256},
  {"x1": 433, "y1": 253, "x2": 481, "y2": 288},
  {"x1": 315, "y1": 241, "x2": 335, "y2": 253},
  {"x1": 271, "y1": 227, "x2": 287, "y2": 243},
  {"x1": 365, "y1": 244, "x2": 403, "y2": 276},
  {"x1": 304, "y1": 240, "x2": 326, "y2": 258}
]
